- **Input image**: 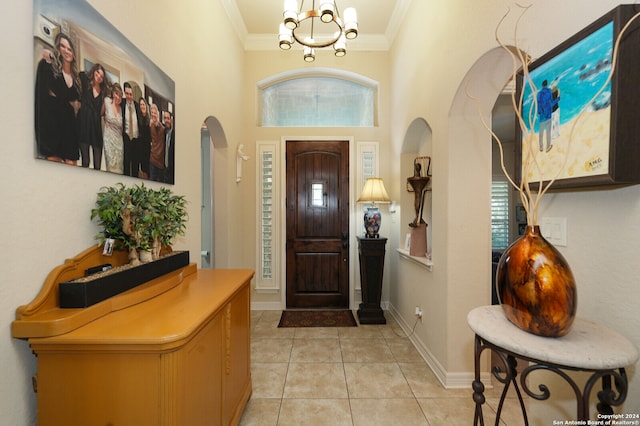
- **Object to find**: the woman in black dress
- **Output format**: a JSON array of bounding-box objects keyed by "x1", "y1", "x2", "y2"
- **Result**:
[
  {"x1": 78, "y1": 63, "x2": 108, "y2": 169},
  {"x1": 137, "y1": 97, "x2": 151, "y2": 179},
  {"x1": 35, "y1": 33, "x2": 81, "y2": 165}
]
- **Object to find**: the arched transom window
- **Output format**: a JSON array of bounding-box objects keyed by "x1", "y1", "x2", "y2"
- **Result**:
[{"x1": 259, "y1": 70, "x2": 377, "y2": 127}]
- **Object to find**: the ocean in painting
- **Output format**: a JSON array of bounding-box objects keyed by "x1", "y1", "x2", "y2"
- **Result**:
[{"x1": 521, "y1": 21, "x2": 613, "y2": 133}]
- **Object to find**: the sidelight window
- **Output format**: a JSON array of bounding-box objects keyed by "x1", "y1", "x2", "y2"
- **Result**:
[{"x1": 256, "y1": 142, "x2": 280, "y2": 290}]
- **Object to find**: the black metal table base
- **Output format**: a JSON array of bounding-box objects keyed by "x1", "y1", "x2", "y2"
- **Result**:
[{"x1": 473, "y1": 334, "x2": 629, "y2": 425}]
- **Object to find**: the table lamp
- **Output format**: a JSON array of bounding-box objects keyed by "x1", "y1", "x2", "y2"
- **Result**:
[{"x1": 357, "y1": 178, "x2": 391, "y2": 238}]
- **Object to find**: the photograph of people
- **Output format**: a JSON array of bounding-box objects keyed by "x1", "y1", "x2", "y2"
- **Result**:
[
  {"x1": 122, "y1": 82, "x2": 142, "y2": 177},
  {"x1": 103, "y1": 83, "x2": 124, "y2": 174},
  {"x1": 138, "y1": 97, "x2": 151, "y2": 179},
  {"x1": 78, "y1": 63, "x2": 108, "y2": 170},
  {"x1": 149, "y1": 103, "x2": 165, "y2": 182},
  {"x1": 34, "y1": 32, "x2": 81, "y2": 165},
  {"x1": 163, "y1": 111, "x2": 175, "y2": 184},
  {"x1": 33, "y1": 3, "x2": 176, "y2": 183}
]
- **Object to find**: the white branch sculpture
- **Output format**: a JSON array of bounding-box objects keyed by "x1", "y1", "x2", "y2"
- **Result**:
[{"x1": 467, "y1": 4, "x2": 640, "y2": 226}]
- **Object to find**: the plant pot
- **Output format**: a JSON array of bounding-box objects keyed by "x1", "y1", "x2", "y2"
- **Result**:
[
  {"x1": 139, "y1": 250, "x2": 153, "y2": 263},
  {"x1": 496, "y1": 225, "x2": 577, "y2": 337}
]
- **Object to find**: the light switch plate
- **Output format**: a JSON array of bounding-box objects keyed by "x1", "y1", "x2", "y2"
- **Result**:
[{"x1": 540, "y1": 217, "x2": 567, "y2": 247}]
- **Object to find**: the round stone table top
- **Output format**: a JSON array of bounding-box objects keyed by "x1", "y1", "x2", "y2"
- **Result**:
[{"x1": 468, "y1": 305, "x2": 639, "y2": 370}]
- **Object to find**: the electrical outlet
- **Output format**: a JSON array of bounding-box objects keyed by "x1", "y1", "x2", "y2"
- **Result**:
[{"x1": 415, "y1": 306, "x2": 423, "y2": 319}]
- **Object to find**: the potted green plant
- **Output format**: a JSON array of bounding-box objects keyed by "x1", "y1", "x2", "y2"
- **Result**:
[{"x1": 91, "y1": 183, "x2": 187, "y2": 264}]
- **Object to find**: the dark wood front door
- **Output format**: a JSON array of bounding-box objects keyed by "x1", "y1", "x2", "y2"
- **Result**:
[{"x1": 286, "y1": 140, "x2": 350, "y2": 308}]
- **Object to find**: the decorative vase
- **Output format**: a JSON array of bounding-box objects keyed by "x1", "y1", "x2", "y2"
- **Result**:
[
  {"x1": 496, "y1": 225, "x2": 577, "y2": 337},
  {"x1": 363, "y1": 207, "x2": 381, "y2": 238},
  {"x1": 409, "y1": 222, "x2": 428, "y2": 257},
  {"x1": 139, "y1": 249, "x2": 153, "y2": 263}
]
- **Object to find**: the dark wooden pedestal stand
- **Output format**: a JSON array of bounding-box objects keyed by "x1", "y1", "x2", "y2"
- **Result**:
[{"x1": 357, "y1": 236, "x2": 387, "y2": 324}]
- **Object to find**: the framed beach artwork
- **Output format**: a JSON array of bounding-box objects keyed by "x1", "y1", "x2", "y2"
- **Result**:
[
  {"x1": 515, "y1": 5, "x2": 640, "y2": 189},
  {"x1": 33, "y1": 0, "x2": 176, "y2": 184}
]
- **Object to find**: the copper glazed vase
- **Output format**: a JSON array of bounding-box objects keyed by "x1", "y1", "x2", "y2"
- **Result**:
[{"x1": 496, "y1": 225, "x2": 577, "y2": 337}]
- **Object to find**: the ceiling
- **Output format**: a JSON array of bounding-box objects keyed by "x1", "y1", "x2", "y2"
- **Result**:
[
  {"x1": 224, "y1": 0, "x2": 515, "y2": 142},
  {"x1": 225, "y1": 0, "x2": 411, "y2": 51}
]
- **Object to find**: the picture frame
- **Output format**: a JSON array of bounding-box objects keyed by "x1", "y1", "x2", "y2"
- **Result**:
[
  {"x1": 34, "y1": 0, "x2": 176, "y2": 184},
  {"x1": 515, "y1": 205, "x2": 527, "y2": 224},
  {"x1": 518, "y1": 223, "x2": 527, "y2": 236},
  {"x1": 515, "y1": 5, "x2": 640, "y2": 190},
  {"x1": 404, "y1": 233, "x2": 411, "y2": 251}
]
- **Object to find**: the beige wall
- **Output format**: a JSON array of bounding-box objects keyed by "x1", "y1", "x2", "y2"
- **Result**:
[
  {"x1": 2, "y1": 0, "x2": 639, "y2": 424},
  {"x1": 390, "y1": 0, "x2": 640, "y2": 421},
  {"x1": 242, "y1": 49, "x2": 393, "y2": 308},
  {"x1": 1, "y1": 1, "x2": 244, "y2": 424}
]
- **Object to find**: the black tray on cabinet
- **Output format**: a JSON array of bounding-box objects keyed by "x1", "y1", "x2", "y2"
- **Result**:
[{"x1": 59, "y1": 251, "x2": 189, "y2": 308}]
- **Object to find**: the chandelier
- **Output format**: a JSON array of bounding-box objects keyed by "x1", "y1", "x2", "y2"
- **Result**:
[{"x1": 278, "y1": 0, "x2": 358, "y2": 62}]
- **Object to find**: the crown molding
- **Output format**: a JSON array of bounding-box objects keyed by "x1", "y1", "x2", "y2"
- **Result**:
[
  {"x1": 385, "y1": 0, "x2": 412, "y2": 48},
  {"x1": 220, "y1": 0, "x2": 248, "y2": 45}
]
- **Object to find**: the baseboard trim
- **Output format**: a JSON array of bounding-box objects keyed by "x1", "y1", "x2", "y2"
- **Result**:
[
  {"x1": 251, "y1": 301, "x2": 283, "y2": 311},
  {"x1": 387, "y1": 305, "x2": 492, "y2": 389}
]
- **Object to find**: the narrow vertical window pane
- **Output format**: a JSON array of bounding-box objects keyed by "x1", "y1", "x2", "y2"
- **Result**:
[
  {"x1": 261, "y1": 151, "x2": 274, "y2": 279},
  {"x1": 491, "y1": 181, "x2": 510, "y2": 250},
  {"x1": 311, "y1": 183, "x2": 324, "y2": 207}
]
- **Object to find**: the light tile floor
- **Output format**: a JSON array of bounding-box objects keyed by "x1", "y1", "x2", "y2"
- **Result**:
[{"x1": 239, "y1": 310, "x2": 527, "y2": 425}]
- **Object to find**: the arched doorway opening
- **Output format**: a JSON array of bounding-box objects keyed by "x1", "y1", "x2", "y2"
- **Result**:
[
  {"x1": 201, "y1": 116, "x2": 229, "y2": 268},
  {"x1": 447, "y1": 45, "x2": 521, "y2": 301}
]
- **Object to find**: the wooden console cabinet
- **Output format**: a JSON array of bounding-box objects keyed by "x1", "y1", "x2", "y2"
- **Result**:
[{"x1": 12, "y1": 246, "x2": 253, "y2": 425}]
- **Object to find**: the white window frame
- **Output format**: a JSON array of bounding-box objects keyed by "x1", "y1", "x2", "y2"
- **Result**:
[
  {"x1": 491, "y1": 180, "x2": 510, "y2": 250},
  {"x1": 256, "y1": 141, "x2": 281, "y2": 291}
]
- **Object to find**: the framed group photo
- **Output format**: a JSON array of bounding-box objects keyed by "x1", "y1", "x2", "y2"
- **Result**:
[{"x1": 34, "y1": 0, "x2": 176, "y2": 184}]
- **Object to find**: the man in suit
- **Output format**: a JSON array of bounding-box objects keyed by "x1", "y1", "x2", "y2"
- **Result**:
[
  {"x1": 122, "y1": 82, "x2": 142, "y2": 177},
  {"x1": 163, "y1": 111, "x2": 175, "y2": 184}
]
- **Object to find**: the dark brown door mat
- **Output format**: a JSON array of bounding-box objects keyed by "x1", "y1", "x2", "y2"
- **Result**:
[{"x1": 277, "y1": 310, "x2": 358, "y2": 328}]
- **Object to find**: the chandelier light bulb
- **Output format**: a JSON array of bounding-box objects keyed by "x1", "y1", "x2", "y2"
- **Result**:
[
  {"x1": 343, "y1": 7, "x2": 358, "y2": 39},
  {"x1": 319, "y1": 0, "x2": 336, "y2": 23},
  {"x1": 303, "y1": 46, "x2": 316, "y2": 62},
  {"x1": 279, "y1": 23, "x2": 293, "y2": 50},
  {"x1": 333, "y1": 32, "x2": 346, "y2": 56},
  {"x1": 283, "y1": 0, "x2": 299, "y2": 29}
]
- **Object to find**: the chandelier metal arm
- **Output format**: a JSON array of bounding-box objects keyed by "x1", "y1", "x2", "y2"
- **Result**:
[
  {"x1": 279, "y1": 0, "x2": 357, "y2": 60},
  {"x1": 292, "y1": 10, "x2": 344, "y2": 48}
]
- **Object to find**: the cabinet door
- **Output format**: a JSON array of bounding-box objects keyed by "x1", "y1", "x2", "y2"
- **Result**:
[
  {"x1": 37, "y1": 352, "x2": 160, "y2": 425},
  {"x1": 182, "y1": 312, "x2": 224, "y2": 425},
  {"x1": 224, "y1": 284, "x2": 251, "y2": 425}
]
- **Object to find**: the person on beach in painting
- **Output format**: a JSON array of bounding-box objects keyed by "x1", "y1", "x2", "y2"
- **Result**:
[
  {"x1": 550, "y1": 82, "x2": 561, "y2": 140},
  {"x1": 34, "y1": 32, "x2": 81, "y2": 165},
  {"x1": 537, "y1": 79, "x2": 560, "y2": 153}
]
